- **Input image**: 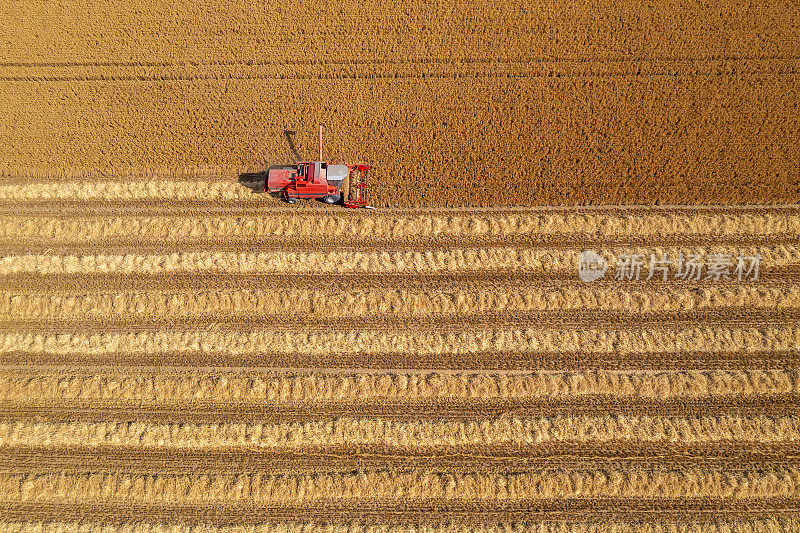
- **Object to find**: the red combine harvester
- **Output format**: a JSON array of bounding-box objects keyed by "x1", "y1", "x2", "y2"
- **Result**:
[{"x1": 265, "y1": 125, "x2": 370, "y2": 208}]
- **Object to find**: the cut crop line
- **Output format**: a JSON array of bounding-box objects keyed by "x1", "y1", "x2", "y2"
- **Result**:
[
  {"x1": 2, "y1": 415, "x2": 798, "y2": 449},
  {"x1": 0, "y1": 369, "x2": 793, "y2": 403},
  {"x1": 0, "y1": 211, "x2": 797, "y2": 244},
  {"x1": 0, "y1": 325, "x2": 796, "y2": 358},
  {"x1": 2, "y1": 224, "x2": 797, "y2": 249},
  {"x1": 1, "y1": 469, "x2": 798, "y2": 504},
  {"x1": 0, "y1": 210, "x2": 798, "y2": 230},
  {"x1": 0, "y1": 181, "x2": 253, "y2": 202},
  {"x1": 0, "y1": 246, "x2": 795, "y2": 275},
  {"x1": 1, "y1": 286, "x2": 797, "y2": 323}
]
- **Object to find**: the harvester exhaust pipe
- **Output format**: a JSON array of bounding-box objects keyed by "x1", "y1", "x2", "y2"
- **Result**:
[{"x1": 319, "y1": 123, "x2": 323, "y2": 162}]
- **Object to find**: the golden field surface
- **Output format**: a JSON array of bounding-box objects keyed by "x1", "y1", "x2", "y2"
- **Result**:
[
  {"x1": 2, "y1": 0, "x2": 800, "y2": 531},
  {"x1": 1, "y1": 1, "x2": 799, "y2": 205},
  {"x1": 0, "y1": 202, "x2": 798, "y2": 531}
]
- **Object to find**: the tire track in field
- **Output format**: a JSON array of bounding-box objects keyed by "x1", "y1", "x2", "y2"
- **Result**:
[
  {"x1": 2, "y1": 310, "x2": 799, "y2": 331},
  {"x1": 1, "y1": 394, "x2": 797, "y2": 422},
  {"x1": 3, "y1": 56, "x2": 798, "y2": 81},
  {"x1": 4, "y1": 234, "x2": 797, "y2": 253},
  {"x1": 2, "y1": 499, "x2": 798, "y2": 524},
  {"x1": 2, "y1": 273, "x2": 800, "y2": 293},
  {"x1": 1, "y1": 234, "x2": 797, "y2": 254},
  {"x1": 2, "y1": 349, "x2": 798, "y2": 371},
  {"x1": 3, "y1": 442, "x2": 797, "y2": 474},
  {"x1": 0, "y1": 518, "x2": 794, "y2": 533}
]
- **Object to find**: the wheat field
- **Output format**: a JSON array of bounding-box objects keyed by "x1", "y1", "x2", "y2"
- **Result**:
[
  {"x1": 3, "y1": 0, "x2": 800, "y2": 530},
  {"x1": 1, "y1": 0, "x2": 799, "y2": 205},
  {"x1": 0, "y1": 203, "x2": 798, "y2": 531}
]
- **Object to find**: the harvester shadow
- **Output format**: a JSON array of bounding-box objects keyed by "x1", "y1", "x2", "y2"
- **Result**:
[
  {"x1": 237, "y1": 129, "x2": 305, "y2": 196},
  {"x1": 283, "y1": 130, "x2": 303, "y2": 162},
  {"x1": 237, "y1": 172, "x2": 266, "y2": 193}
]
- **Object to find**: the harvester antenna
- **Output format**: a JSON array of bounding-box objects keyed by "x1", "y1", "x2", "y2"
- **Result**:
[{"x1": 319, "y1": 123, "x2": 323, "y2": 162}]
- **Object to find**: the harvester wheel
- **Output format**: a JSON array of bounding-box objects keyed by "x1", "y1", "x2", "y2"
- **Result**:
[
  {"x1": 323, "y1": 195, "x2": 340, "y2": 204},
  {"x1": 286, "y1": 197, "x2": 298, "y2": 204}
]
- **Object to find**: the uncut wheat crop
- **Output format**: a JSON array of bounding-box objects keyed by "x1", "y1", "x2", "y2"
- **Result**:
[{"x1": 1, "y1": 0, "x2": 798, "y2": 205}]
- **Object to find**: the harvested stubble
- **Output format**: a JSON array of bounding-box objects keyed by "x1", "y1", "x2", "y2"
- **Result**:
[
  {"x1": 1, "y1": 211, "x2": 799, "y2": 244},
  {"x1": 0, "y1": 205, "x2": 798, "y2": 530},
  {"x1": 2, "y1": 244, "x2": 799, "y2": 276},
  {"x1": 1, "y1": 1, "x2": 799, "y2": 206}
]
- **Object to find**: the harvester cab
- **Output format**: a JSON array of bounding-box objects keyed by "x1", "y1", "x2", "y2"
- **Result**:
[
  {"x1": 286, "y1": 161, "x2": 339, "y2": 204},
  {"x1": 265, "y1": 125, "x2": 371, "y2": 208}
]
